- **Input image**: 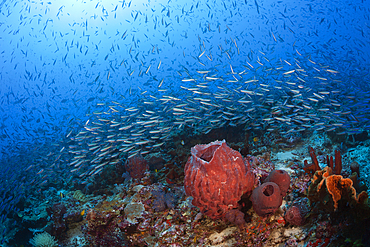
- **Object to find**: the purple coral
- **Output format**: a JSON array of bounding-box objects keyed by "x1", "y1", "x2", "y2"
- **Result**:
[{"x1": 124, "y1": 153, "x2": 149, "y2": 179}]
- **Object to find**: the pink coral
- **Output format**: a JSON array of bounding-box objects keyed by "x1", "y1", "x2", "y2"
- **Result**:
[{"x1": 184, "y1": 140, "x2": 255, "y2": 220}]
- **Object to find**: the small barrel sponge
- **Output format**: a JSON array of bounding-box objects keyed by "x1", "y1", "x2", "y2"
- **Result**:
[
  {"x1": 284, "y1": 198, "x2": 310, "y2": 226},
  {"x1": 265, "y1": 170, "x2": 291, "y2": 197},
  {"x1": 251, "y1": 182, "x2": 283, "y2": 217}
]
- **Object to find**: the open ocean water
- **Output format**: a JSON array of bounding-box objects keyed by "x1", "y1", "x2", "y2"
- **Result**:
[{"x1": 0, "y1": 0, "x2": 369, "y2": 246}]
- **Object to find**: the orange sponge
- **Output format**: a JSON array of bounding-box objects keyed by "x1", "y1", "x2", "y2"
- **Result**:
[{"x1": 307, "y1": 166, "x2": 369, "y2": 213}]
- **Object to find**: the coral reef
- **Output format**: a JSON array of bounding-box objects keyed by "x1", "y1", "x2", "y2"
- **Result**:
[
  {"x1": 184, "y1": 140, "x2": 255, "y2": 220},
  {"x1": 251, "y1": 182, "x2": 283, "y2": 217},
  {"x1": 247, "y1": 153, "x2": 276, "y2": 183},
  {"x1": 124, "y1": 202, "x2": 145, "y2": 224},
  {"x1": 11, "y1": 133, "x2": 370, "y2": 247},
  {"x1": 151, "y1": 189, "x2": 178, "y2": 212},
  {"x1": 63, "y1": 210, "x2": 83, "y2": 224},
  {"x1": 84, "y1": 199, "x2": 127, "y2": 246}
]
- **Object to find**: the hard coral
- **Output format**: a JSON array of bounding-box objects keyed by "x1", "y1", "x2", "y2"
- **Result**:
[
  {"x1": 184, "y1": 140, "x2": 255, "y2": 220},
  {"x1": 265, "y1": 170, "x2": 291, "y2": 197},
  {"x1": 125, "y1": 153, "x2": 149, "y2": 179},
  {"x1": 124, "y1": 202, "x2": 145, "y2": 224},
  {"x1": 73, "y1": 190, "x2": 87, "y2": 202},
  {"x1": 84, "y1": 203, "x2": 127, "y2": 246},
  {"x1": 251, "y1": 182, "x2": 282, "y2": 217}
]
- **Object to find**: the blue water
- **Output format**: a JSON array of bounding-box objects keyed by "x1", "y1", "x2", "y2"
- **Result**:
[{"x1": 0, "y1": 0, "x2": 369, "y2": 245}]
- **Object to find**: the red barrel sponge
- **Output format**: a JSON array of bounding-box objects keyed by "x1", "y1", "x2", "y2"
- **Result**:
[
  {"x1": 184, "y1": 140, "x2": 255, "y2": 220},
  {"x1": 251, "y1": 182, "x2": 283, "y2": 217},
  {"x1": 265, "y1": 169, "x2": 291, "y2": 197}
]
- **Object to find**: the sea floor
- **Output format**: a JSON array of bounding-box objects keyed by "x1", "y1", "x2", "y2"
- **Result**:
[{"x1": 6, "y1": 128, "x2": 370, "y2": 247}]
